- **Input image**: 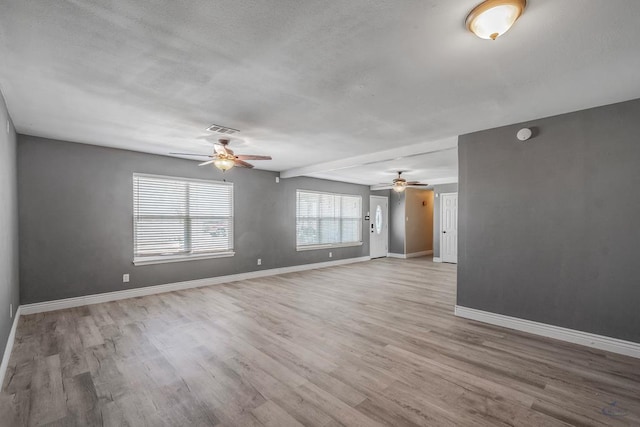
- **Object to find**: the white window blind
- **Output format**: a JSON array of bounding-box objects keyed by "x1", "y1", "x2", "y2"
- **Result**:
[
  {"x1": 296, "y1": 190, "x2": 362, "y2": 249},
  {"x1": 133, "y1": 174, "x2": 233, "y2": 263}
]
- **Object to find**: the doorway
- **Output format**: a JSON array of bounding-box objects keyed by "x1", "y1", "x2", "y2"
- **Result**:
[
  {"x1": 370, "y1": 196, "x2": 388, "y2": 259},
  {"x1": 440, "y1": 192, "x2": 458, "y2": 263}
]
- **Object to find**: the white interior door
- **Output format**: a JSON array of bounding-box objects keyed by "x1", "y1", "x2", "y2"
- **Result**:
[
  {"x1": 370, "y1": 196, "x2": 388, "y2": 259},
  {"x1": 441, "y1": 192, "x2": 458, "y2": 263}
]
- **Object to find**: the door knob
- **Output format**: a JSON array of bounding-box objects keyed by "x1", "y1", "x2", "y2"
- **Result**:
[{"x1": 443, "y1": 231, "x2": 447, "y2": 233}]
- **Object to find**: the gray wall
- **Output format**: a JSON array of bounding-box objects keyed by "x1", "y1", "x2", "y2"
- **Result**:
[
  {"x1": 0, "y1": 90, "x2": 19, "y2": 361},
  {"x1": 432, "y1": 183, "x2": 458, "y2": 258},
  {"x1": 388, "y1": 190, "x2": 405, "y2": 254},
  {"x1": 458, "y1": 98, "x2": 640, "y2": 343},
  {"x1": 18, "y1": 136, "x2": 370, "y2": 304}
]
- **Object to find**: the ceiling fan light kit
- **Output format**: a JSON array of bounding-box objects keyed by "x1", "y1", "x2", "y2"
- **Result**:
[
  {"x1": 213, "y1": 157, "x2": 236, "y2": 172},
  {"x1": 385, "y1": 171, "x2": 429, "y2": 192},
  {"x1": 466, "y1": 0, "x2": 526, "y2": 40},
  {"x1": 172, "y1": 138, "x2": 272, "y2": 172},
  {"x1": 393, "y1": 182, "x2": 407, "y2": 193}
]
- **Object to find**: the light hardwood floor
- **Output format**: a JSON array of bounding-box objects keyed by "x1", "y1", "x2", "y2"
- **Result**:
[{"x1": 1, "y1": 258, "x2": 639, "y2": 426}]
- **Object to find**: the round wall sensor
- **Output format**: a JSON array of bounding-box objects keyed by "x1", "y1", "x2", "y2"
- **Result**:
[{"x1": 517, "y1": 128, "x2": 532, "y2": 141}]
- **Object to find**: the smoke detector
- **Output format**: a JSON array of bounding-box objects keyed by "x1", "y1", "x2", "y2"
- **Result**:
[
  {"x1": 516, "y1": 128, "x2": 532, "y2": 141},
  {"x1": 206, "y1": 124, "x2": 239, "y2": 135}
]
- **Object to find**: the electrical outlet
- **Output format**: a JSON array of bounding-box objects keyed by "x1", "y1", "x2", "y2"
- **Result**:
[
  {"x1": 329, "y1": 252, "x2": 332, "y2": 258},
  {"x1": 257, "y1": 258, "x2": 262, "y2": 266},
  {"x1": 9, "y1": 303, "x2": 12, "y2": 319},
  {"x1": 123, "y1": 273, "x2": 130, "y2": 283},
  {"x1": 275, "y1": 177, "x2": 280, "y2": 183}
]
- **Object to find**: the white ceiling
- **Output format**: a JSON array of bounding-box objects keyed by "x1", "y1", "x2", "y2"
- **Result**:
[
  {"x1": 316, "y1": 148, "x2": 459, "y2": 188},
  {"x1": 1, "y1": 1, "x2": 640, "y2": 186}
]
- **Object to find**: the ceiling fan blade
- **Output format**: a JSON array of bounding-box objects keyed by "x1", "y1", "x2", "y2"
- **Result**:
[
  {"x1": 234, "y1": 159, "x2": 254, "y2": 168},
  {"x1": 170, "y1": 152, "x2": 210, "y2": 157},
  {"x1": 407, "y1": 184, "x2": 430, "y2": 187},
  {"x1": 215, "y1": 145, "x2": 235, "y2": 155},
  {"x1": 235, "y1": 155, "x2": 272, "y2": 161},
  {"x1": 198, "y1": 160, "x2": 215, "y2": 166}
]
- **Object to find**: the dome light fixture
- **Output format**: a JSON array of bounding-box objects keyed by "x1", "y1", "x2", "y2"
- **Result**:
[
  {"x1": 392, "y1": 182, "x2": 407, "y2": 193},
  {"x1": 213, "y1": 156, "x2": 235, "y2": 172},
  {"x1": 466, "y1": 0, "x2": 526, "y2": 40}
]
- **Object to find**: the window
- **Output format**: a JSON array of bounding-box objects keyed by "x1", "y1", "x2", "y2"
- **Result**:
[
  {"x1": 133, "y1": 174, "x2": 234, "y2": 265},
  {"x1": 296, "y1": 190, "x2": 362, "y2": 250}
]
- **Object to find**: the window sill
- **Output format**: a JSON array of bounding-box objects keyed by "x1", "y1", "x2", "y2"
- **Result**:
[
  {"x1": 296, "y1": 242, "x2": 363, "y2": 252},
  {"x1": 133, "y1": 251, "x2": 235, "y2": 266}
]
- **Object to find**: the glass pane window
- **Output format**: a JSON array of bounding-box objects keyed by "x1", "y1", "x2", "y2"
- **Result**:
[
  {"x1": 133, "y1": 174, "x2": 233, "y2": 260},
  {"x1": 296, "y1": 190, "x2": 362, "y2": 249}
]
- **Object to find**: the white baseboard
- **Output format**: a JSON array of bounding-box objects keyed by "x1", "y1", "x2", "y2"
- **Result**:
[
  {"x1": 406, "y1": 250, "x2": 433, "y2": 258},
  {"x1": 388, "y1": 251, "x2": 434, "y2": 259},
  {"x1": 455, "y1": 305, "x2": 640, "y2": 359},
  {"x1": 0, "y1": 306, "x2": 22, "y2": 391},
  {"x1": 20, "y1": 256, "x2": 371, "y2": 316},
  {"x1": 433, "y1": 257, "x2": 442, "y2": 263},
  {"x1": 386, "y1": 253, "x2": 405, "y2": 259}
]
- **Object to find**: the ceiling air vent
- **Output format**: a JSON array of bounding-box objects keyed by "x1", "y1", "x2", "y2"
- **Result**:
[{"x1": 206, "y1": 124, "x2": 239, "y2": 135}]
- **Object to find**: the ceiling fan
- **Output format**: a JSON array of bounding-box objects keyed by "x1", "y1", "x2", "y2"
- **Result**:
[
  {"x1": 170, "y1": 138, "x2": 272, "y2": 172},
  {"x1": 382, "y1": 171, "x2": 429, "y2": 193}
]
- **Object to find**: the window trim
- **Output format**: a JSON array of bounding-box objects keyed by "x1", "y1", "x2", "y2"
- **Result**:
[
  {"x1": 133, "y1": 251, "x2": 235, "y2": 266},
  {"x1": 295, "y1": 189, "x2": 363, "y2": 251},
  {"x1": 296, "y1": 242, "x2": 363, "y2": 252},
  {"x1": 132, "y1": 173, "x2": 234, "y2": 265}
]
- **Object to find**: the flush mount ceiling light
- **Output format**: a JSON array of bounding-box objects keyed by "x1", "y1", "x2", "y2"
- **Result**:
[{"x1": 466, "y1": 0, "x2": 526, "y2": 40}]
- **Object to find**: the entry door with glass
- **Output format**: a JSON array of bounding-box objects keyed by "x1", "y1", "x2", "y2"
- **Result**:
[{"x1": 370, "y1": 196, "x2": 388, "y2": 258}]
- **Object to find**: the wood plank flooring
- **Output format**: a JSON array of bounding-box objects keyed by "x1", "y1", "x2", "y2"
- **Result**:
[{"x1": 1, "y1": 258, "x2": 640, "y2": 426}]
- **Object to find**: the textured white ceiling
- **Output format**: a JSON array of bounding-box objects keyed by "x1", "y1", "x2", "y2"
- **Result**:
[
  {"x1": 1, "y1": 1, "x2": 640, "y2": 184},
  {"x1": 309, "y1": 148, "x2": 459, "y2": 187}
]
